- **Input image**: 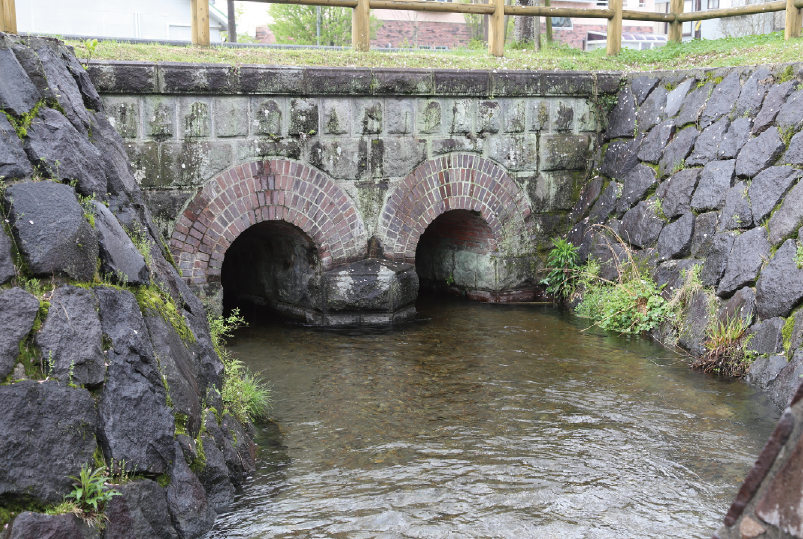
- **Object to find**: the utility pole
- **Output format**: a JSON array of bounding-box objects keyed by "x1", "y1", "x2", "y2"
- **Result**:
[{"x1": 227, "y1": 0, "x2": 237, "y2": 42}]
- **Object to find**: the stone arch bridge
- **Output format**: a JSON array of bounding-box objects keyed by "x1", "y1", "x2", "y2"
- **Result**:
[{"x1": 89, "y1": 62, "x2": 617, "y2": 325}]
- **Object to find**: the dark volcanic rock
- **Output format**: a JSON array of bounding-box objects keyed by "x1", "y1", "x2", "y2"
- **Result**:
[
  {"x1": 677, "y1": 82, "x2": 713, "y2": 127},
  {"x1": 656, "y1": 168, "x2": 700, "y2": 219},
  {"x1": 569, "y1": 176, "x2": 603, "y2": 224},
  {"x1": 700, "y1": 72, "x2": 742, "y2": 129},
  {"x1": 717, "y1": 227, "x2": 770, "y2": 297},
  {"x1": 24, "y1": 107, "x2": 108, "y2": 197},
  {"x1": 756, "y1": 239, "x2": 803, "y2": 319},
  {"x1": 665, "y1": 78, "x2": 694, "y2": 118},
  {"x1": 656, "y1": 212, "x2": 694, "y2": 261},
  {"x1": 4, "y1": 181, "x2": 98, "y2": 281},
  {"x1": 687, "y1": 116, "x2": 729, "y2": 166},
  {"x1": 748, "y1": 166, "x2": 801, "y2": 225},
  {"x1": 654, "y1": 259, "x2": 702, "y2": 300},
  {"x1": 588, "y1": 182, "x2": 621, "y2": 225},
  {"x1": 0, "y1": 381, "x2": 98, "y2": 504},
  {"x1": 92, "y1": 200, "x2": 149, "y2": 285},
  {"x1": 735, "y1": 67, "x2": 771, "y2": 117},
  {"x1": 0, "y1": 47, "x2": 40, "y2": 116},
  {"x1": 747, "y1": 354, "x2": 788, "y2": 391},
  {"x1": 94, "y1": 286, "x2": 154, "y2": 359},
  {"x1": 690, "y1": 212, "x2": 719, "y2": 258},
  {"x1": 36, "y1": 285, "x2": 106, "y2": 386},
  {"x1": 636, "y1": 86, "x2": 668, "y2": 132},
  {"x1": 195, "y1": 435, "x2": 235, "y2": 511},
  {"x1": 605, "y1": 87, "x2": 637, "y2": 140},
  {"x1": 718, "y1": 117, "x2": 752, "y2": 160},
  {"x1": 0, "y1": 231, "x2": 15, "y2": 285},
  {"x1": 678, "y1": 290, "x2": 715, "y2": 356},
  {"x1": 691, "y1": 159, "x2": 736, "y2": 212},
  {"x1": 775, "y1": 88, "x2": 803, "y2": 132},
  {"x1": 659, "y1": 127, "x2": 698, "y2": 177},
  {"x1": 735, "y1": 126, "x2": 785, "y2": 178},
  {"x1": 202, "y1": 411, "x2": 256, "y2": 488},
  {"x1": 145, "y1": 313, "x2": 203, "y2": 437},
  {"x1": 746, "y1": 318, "x2": 786, "y2": 356},
  {"x1": 166, "y1": 441, "x2": 216, "y2": 539},
  {"x1": 103, "y1": 480, "x2": 179, "y2": 539},
  {"x1": 5, "y1": 511, "x2": 99, "y2": 539},
  {"x1": 600, "y1": 136, "x2": 642, "y2": 180},
  {"x1": 89, "y1": 111, "x2": 139, "y2": 201},
  {"x1": 719, "y1": 181, "x2": 753, "y2": 231},
  {"x1": 782, "y1": 130, "x2": 803, "y2": 165},
  {"x1": 767, "y1": 349, "x2": 803, "y2": 409},
  {"x1": 701, "y1": 232, "x2": 736, "y2": 288},
  {"x1": 631, "y1": 76, "x2": 659, "y2": 105},
  {"x1": 0, "y1": 288, "x2": 39, "y2": 381},
  {"x1": 620, "y1": 200, "x2": 664, "y2": 249},
  {"x1": 18, "y1": 37, "x2": 93, "y2": 134},
  {"x1": 753, "y1": 80, "x2": 796, "y2": 135},
  {"x1": 616, "y1": 164, "x2": 657, "y2": 215},
  {"x1": 768, "y1": 179, "x2": 803, "y2": 246},
  {"x1": 719, "y1": 286, "x2": 756, "y2": 326},
  {"x1": 637, "y1": 119, "x2": 675, "y2": 164},
  {"x1": 0, "y1": 113, "x2": 33, "y2": 180},
  {"x1": 98, "y1": 347, "x2": 175, "y2": 474}
]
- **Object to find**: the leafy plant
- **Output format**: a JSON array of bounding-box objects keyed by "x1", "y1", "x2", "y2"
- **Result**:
[
  {"x1": 66, "y1": 465, "x2": 120, "y2": 524},
  {"x1": 209, "y1": 309, "x2": 272, "y2": 424},
  {"x1": 541, "y1": 238, "x2": 580, "y2": 301},
  {"x1": 80, "y1": 38, "x2": 99, "y2": 69},
  {"x1": 795, "y1": 242, "x2": 803, "y2": 269}
]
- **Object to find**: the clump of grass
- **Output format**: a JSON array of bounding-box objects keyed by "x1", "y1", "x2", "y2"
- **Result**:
[
  {"x1": 65, "y1": 465, "x2": 121, "y2": 529},
  {"x1": 209, "y1": 309, "x2": 271, "y2": 424},
  {"x1": 694, "y1": 315, "x2": 752, "y2": 377},
  {"x1": 540, "y1": 237, "x2": 580, "y2": 301}
]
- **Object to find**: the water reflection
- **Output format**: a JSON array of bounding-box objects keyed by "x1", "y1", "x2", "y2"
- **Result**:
[{"x1": 206, "y1": 296, "x2": 779, "y2": 539}]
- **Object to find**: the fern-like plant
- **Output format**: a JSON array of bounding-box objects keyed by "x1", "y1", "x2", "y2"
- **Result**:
[{"x1": 541, "y1": 238, "x2": 580, "y2": 301}]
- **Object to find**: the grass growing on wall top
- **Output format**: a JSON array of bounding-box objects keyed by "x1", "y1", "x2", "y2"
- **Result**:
[{"x1": 69, "y1": 32, "x2": 803, "y2": 72}]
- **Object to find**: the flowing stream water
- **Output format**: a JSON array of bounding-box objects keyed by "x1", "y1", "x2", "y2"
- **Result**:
[{"x1": 206, "y1": 295, "x2": 780, "y2": 539}]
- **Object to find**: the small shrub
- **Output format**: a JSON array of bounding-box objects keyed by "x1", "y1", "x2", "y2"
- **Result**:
[
  {"x1": 209, "y1": 309, "x2": 272, "y2": 424},
  {"x1": 541, "y1": 238, "x2": 580, "y2": 301}
]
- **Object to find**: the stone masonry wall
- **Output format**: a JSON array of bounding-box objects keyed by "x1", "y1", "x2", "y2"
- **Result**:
[
  {"x1": 577, "y1": 62, "x2": 803, "y2": 539},
  {"x1": 87, "y1": 62, "x2": 619, "y2": 299}
]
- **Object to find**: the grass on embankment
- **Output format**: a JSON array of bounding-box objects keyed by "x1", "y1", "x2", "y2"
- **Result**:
[{"x1": 68, "y1": 31, "x2": 803, "y2": 72}]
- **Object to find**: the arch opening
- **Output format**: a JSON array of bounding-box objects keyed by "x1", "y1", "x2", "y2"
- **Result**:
[
  {"x1": 415, "y1": 210, "x2": 498, "y2": 296},
  {"x1": 221, "y1": 221, "x2": 322, "y2": 319}
]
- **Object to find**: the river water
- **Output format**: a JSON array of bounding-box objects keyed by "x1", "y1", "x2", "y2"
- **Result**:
[{"x1": 206, "y1": 295, "x2": 780, "y2": 539}]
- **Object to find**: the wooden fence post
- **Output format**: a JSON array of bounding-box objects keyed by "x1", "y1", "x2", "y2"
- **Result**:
[
  {"x1": 607, "y1": 0, "x2": 622, "y2": 54},
  {"x1": 489, "y1": 0, "x2": 506, "y2": 56},
  {"x1": 1, "y1": 0, "x2": 17, "y2": 34},
  {"x1": 669, "y1": 0, "x2": 683, "y2": 42},
  {"x1": 786, "y1": 0, "x2": 801, "y2": 38},
  {"x1": 545, "y1": 0, "x2": 553, "y2": 43},
  {"x1": 352, "y1": 0, "x2": 370, "y2": 51},
  {"x1": 191, "y1": 0, "x2": 211, "y2": 46}
]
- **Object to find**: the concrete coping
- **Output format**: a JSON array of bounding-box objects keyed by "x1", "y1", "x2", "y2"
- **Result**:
[{"x1": 86, "y1": 60, "x2": 624, "y2": 98}]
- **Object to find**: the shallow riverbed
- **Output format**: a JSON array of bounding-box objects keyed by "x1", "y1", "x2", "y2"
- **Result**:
[{"x1": 206, "y1": 296, "x2": 779, "y2": 539}]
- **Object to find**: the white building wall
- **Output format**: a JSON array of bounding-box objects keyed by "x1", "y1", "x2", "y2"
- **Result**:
[{"x1": 15, "y1": 0, "x2": 224, "y2": 41}]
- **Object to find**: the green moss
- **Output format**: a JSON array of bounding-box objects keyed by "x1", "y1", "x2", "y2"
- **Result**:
[
  {"x1": 93, "y1": 444, "x2": 107, "y2": 470},
  {"x1": 189, "y1": 436, "x2": 207, "y2": 474},
  {"x1": 162, "y1": 374, "x2": 174, "y2": 408},
  {"x1": 783, "y1": 314, "x2": 797, "y2": 354},
  {"x1": 778, "y1": 65, "x2": 796, "y2": 84},
  {"x1": 0, "y1": 498, "x2": 50, "y2": 527},
  {"x1": 780, "y1": 125, "x2": 797, "y2": 148},
  {"x1": 175, "y1": 413, "x2": 188, "y2": 437},
  {"x1": 135, "y1": 285, "x2": 195, "y2": 344},
  {"x1": 156, "y1": 474, "x2": 171, "y2": 488}
]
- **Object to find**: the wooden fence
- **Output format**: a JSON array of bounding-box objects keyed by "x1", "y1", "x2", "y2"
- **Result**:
[{"x1": 0, "y1": 0, "x2": 801, "y2": 56}]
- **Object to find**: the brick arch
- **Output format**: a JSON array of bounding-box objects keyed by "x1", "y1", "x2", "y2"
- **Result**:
[
  {"x1": 169, "y1": 160, "x2": 366, "y2": 285},
  {"x1": 376, "y1": 154, "x2": 532, "y2": 262}
]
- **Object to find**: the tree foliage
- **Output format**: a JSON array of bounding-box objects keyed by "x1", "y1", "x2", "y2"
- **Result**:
[{"x1": 268, "y1": 5, "x2": 381, "y2": 46}]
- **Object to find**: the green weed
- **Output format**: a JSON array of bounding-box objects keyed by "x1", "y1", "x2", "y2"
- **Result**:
[
  {"x1": 66, "y1": 465, "x2": 120, "y2": 527},
  {"x1": 541, "y1": 238, "x2": 580, "y2": 301}
]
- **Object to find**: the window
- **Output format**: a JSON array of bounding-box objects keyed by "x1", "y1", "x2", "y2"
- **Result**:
[
  {"x1": 552, "y1": 17, "x2": 573, "y2": 29},
  {"x1": 707, "y1": 0, "x2": 719, "y2": 9}
]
